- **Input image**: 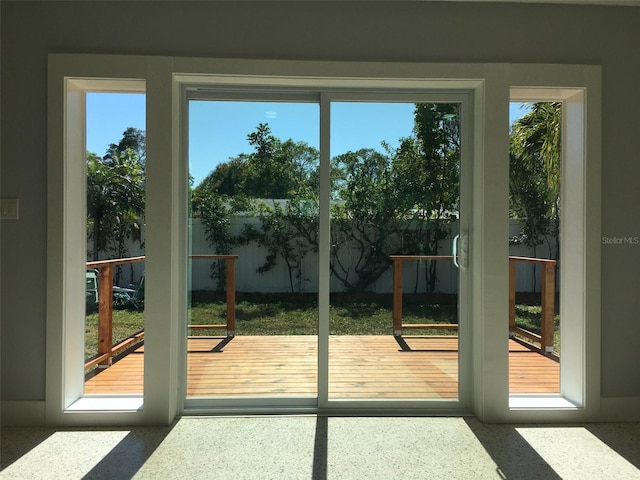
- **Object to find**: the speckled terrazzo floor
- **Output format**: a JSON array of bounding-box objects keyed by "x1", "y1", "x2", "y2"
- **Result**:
[{"x1": 1, "y1": 417, "x2": 639, "y2": 479}]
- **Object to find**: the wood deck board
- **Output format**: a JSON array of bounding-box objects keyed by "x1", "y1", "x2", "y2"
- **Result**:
[{"x1": 84, "y1": 336, "x2": 560, "y2": 398}]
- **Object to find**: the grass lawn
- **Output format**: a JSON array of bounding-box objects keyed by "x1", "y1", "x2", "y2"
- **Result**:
[
  {"x1": 188, "y1": 291, "x2": 458, "y2": 336},
  {"x1": 85, "y1": 291, "x2": 558, "y2": 361},
  {"x1": 514, "y1": 301, "x2": 561, "y2": 353},
  {"x1": 85, "y1": 308, "x2": 145, "y2": 362}
]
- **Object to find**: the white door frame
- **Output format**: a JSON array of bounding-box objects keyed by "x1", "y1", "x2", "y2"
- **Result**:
[
  {"x1": 181, "y1": 87, "x2": 475, "y2": 415},
  {"x1": 44, "y1": 54, "x2": 600, "y2": 426}
]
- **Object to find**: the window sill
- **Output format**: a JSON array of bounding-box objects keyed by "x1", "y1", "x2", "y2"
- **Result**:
[
  {"x1": 66, "y1": 395, "x2": 143, "y2": 412},
  {"x1": 509, "y1": 395, "x2": 580, "y2": 410}
]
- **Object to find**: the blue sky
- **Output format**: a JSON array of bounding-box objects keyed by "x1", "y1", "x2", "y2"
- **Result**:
[
  {"x1": 86, "y1": 93, "x2": 146, "y2": 158},
  {"x1": 188, "y1": 101, "x2": 319, "y2": 185},
  {"x1": 188, "y1": 101, "x2": 418, "y2": 185},
  {"x1": 86, "y1": 93, "x2": 529, "y2": 187}
]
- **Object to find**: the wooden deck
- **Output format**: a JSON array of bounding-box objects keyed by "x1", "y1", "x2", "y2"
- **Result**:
[{"x1": 84, "y1": 335, "x2": 559, "y2": 398}]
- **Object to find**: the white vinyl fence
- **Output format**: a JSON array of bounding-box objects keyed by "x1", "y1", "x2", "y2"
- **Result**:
[{"x1": 92, "y1": 217, "x2": 558, "y2": 294}]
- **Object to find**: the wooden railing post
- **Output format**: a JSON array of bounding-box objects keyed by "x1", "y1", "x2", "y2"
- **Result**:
[
  {"x1": 541, "y1": 262, "x2": 556, "y2": 353},
  {"x1": 85, "y1": 256, "x2": 145, "y2": 370},
  {"x1": 188, "y1": 254, "x2": 238, "y2": 336},
  {"x1": 97, "y1": 265, "x2": 114, "y2": 367},
  {"x1": 225, "y1": 256, "x2": 236, "y2": 336},
  {"x1": 509, "y1": 257, "x2": 516, "y2": 335},
  {"x1": 393, "y1": 257, "x2": 403, "y2": 335},
  {"x1": 508, "y1": 256, "x2": 558, "y2": 354}
]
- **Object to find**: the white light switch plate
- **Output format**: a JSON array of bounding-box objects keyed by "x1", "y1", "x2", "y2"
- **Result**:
[{"x1": 1, "y1": 198, "x2": 19, "y2": 219}]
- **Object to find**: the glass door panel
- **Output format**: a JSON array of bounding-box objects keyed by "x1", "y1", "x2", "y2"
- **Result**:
[
  {"x1": 186, "y1": 99, "x2": 319, "y2": 399},
  {"x1": 508, "y1": 101, "x2": 561, "y2": 396},
  {"x1": 328, "y1": 101, "x2": 462, "y2": 400},
  {"x1": 84, "y1": 92, "x2": 146, "y2": 395}
]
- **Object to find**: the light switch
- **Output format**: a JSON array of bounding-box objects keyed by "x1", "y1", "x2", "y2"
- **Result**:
[{"x1": 1, "y1": 198, "x2": 19, "y2": 220}]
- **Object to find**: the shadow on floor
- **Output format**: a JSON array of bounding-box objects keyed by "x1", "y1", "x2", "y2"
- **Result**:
[
  {"x1": 1, "y1": 427, "x2": 54, "y2": 471},
  {"x1": 312, "y1": 416, "x2": 328, "y2": 479},
  {"x1": 4, "y1": 417, "x2": 639, "y2": 479},
  {"x1": 586, "y1": 422, "x2": 640, "y2": 470},
  {"x1": 81, "y1": 425, "x2": 175, "y2": 479},
  {"x1": 1, "y1": 424, "x2": 175, "y2": 479},
  {"x1": 464, "y1": 417, "x2": 562, "y2": 480}
]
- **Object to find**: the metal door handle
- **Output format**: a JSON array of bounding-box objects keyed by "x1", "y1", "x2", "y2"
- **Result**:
[{"x1": 452, "y1": 234, "x2": 459, "y2": 268}]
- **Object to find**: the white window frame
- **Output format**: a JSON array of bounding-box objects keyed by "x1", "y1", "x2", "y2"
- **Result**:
[
  {"x1": 46, "y1": 54, "x2": 600, "y2": 426},
  {"x1": 46, "y1": 73, "x2": 149, "y2": 424},
  {"x1": 181, "y1": 87, "x2": 474, "y2": 415},
  {"x1": 508, "y1": 87, "x2": 598, "y2": 414}
]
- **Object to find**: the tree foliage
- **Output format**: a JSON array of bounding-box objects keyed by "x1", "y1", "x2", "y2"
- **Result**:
[
  {"x1": 328, "y1": 104, "x2": 460, "y2": 293},
  {"x1": 86, "y1": 143, "x2": 145, "y2": 266},
  {"x1": 87, "y1": 127, "x2": 146, "y2": 290},
  {"x1": 509, "y1": 103, "x2": 561, "y2": 257},
  {"x1": 193, "y1": 105, "x2": 461, "y2": 294},
  {"x1": 104, "y1": 127, "x2": 146, "y2": 167},
  {"x1": 395, "y1": 103, "x2": 460, "y2": 292},
  {"x1": 190, "y1": 186, "x2": 249, "y2": 290},
  {"x1": 330, "y1": 148, "x2": 397, "y2": 292},
  {"x1": 193, "y1": 124, "x2": 319, "y2": 293},
  {"x1": 242, "y1": 199, "x2": 316, "y2": 294}
]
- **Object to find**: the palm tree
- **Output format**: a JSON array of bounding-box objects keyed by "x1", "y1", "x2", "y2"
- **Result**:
[
  {"x1": 510, "y1": 102, "x2": 561, "y2": 262},
  {"x1": 86, "y1": 148, "x2": 145, "y2": 263},
  {"x1": 511, "y1": 102, "x2": 561, "y2": 203}
]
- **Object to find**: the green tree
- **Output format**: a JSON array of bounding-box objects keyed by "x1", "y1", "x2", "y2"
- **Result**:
[
  {"x1": 199, "y1": 124, "x2": 318, "y2": 199},
  {"x1": 242, "y1": 199, "x2": 314, "y2": 294},
  {"x1": 511, "y1": 103, "x2": 561, "y2": 202},
  {"x1": 190, "y1": 185, "x2": 249, "y2": 291},
  {"x1": 241, "y1": 123, "x2": 318, "y2": 199},
  {"x1": 510, "y1": 102, "x2": 561, "y2": 260},
  {"x1": 509, "y1": 148, "x2": 553, "y2": 251},
  {"x1": 389, "y1": 103, "x2": 460, "y2": 293},
  {"x1": 330, "y1": 148, "x2": 398, "y2": 292},
  {"x1": 105, "y1": 127, "x2": 146, "y2": 167},
  {"x1": 194, "y1": 111, "x2": 460, "y2": 295},
  {"x1": 322, "y1": 104, "x2": 460, "y2": 294},
  {"x1": 194, "y1": 124, "x2": 320, "y2": 292},
  {"x1": 240, "y1": 125, "x2": 319, "y2": 292},
  {"x1": 86, "y1": 147, "x2": 145, "y2": 266},
  {"x1": 198, "y1": 157, "x2": 247, "y2": 197}
]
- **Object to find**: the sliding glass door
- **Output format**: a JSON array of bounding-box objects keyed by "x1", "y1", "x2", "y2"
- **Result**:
[
  {"x1": 186, "y1": 97, "x2": 320, "y2": 404},
  {"x1": 327, "y1": 100, "x2": 466, "y2": 403},
  {"x1": 183, "y1": 89, "x2": 471, "y2": 412}
]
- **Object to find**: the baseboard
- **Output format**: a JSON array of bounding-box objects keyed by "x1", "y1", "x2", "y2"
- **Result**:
[
  {"x1": 1, "y1": 401, "x2": 46, "y2": 426},
  {"x1": 599, "y1": 397, "x2": 640, "y2": 422},
  {"x1": 2, "y1": 398, "x2": 637, "y2": 426}
]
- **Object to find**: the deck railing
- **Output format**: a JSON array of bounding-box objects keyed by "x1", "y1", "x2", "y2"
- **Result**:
[
  {"x1": 390, "y1": 255, "x2": 557, "y2": 353},
  {"x1": 85, "y1": 256, "x2": 146, "y2": 369},
  {"x1": 509, "y1": 256, "x2": 557, "y2": 353},
  {"x1": 86, "y1": 253, "x2": 555, "y2": 369},
  {"x1": 84, "y1": 254, "x2": 238, "y2": 370},
  {"x1": 390, "y1": 256, "x2": 457, "y2": 335},
  {"x1": 189, "y1": 255, "x2": 238, "y2": 336}
]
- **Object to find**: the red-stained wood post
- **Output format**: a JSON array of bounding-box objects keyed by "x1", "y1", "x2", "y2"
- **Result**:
[
  {"x1": 509, "y1": 258, "x2": 516, "y2": 335},
  {"x1": 225, "y1": 256, "x2": 236, "y2": 336},
  {"x1": 97, "y1": 265, "x2": 114, "y2": 367},
  {"x1": 392, "y1": 257, "x2": 403, "y2": 335},
  {"x1": 541, "y1": 261, "x2": 556, "y2": 353}
]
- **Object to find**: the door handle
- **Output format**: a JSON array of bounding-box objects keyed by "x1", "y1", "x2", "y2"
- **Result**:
[{"x1": 452, "y1": 234, "x2": 459, "y2": 268}]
